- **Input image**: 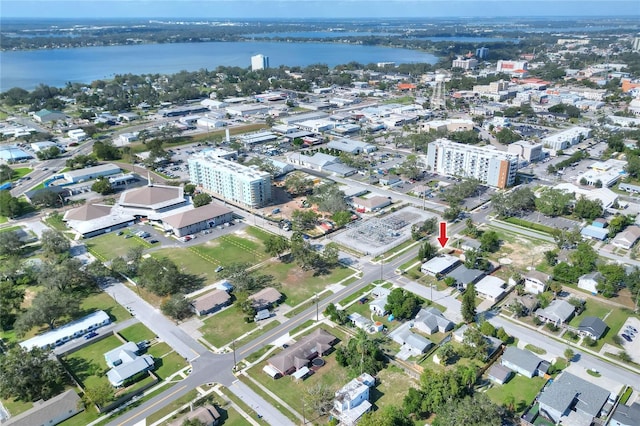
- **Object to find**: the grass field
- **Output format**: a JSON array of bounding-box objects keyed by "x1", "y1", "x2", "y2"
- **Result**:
[
  {"x1": 260, "y1": 260, "x2": 355, "y2": 306},
  {"x1": 372, "y1": 365, "x2": 419, "y2": 409},
  {"x1": 200, "y1": 305, "x2": 257, "y2": 348},
  {"x1": 63, "y1": 335, "x2": 122, "y2": 389},
  {"x1": 80, "y1": 291, "x2": 130, "y2": 324},
  {"x1": 145, "y1": 389, "x2": 199, "y2": 424},
  {"x1": 485, "y1": 375, "x2": 546, "y2": 414},
  {"x1": 0, "y1": 397, "x2": 33, "y2": 418},
  {"x1": 85, "y1": 233, "x2": 149, "y2": 262},
  {"x1": 147, "y1": 343, "x2": 188, "y2": 380},
  {"x1": 0, "y1": 216, "x2": 7, "y2": 224},
  {"x1": 118, "y1": 323, "x2": 156, "y2": 343}
]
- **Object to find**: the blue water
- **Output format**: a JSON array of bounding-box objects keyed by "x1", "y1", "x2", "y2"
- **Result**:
[
  {"x1": 407, "y1": 35, "x2": 520, "y2": 43},
  {"x1": 245, "y1": 31, "x2": 400, "y2": 39},
  {"x1": 0, "y1": 40, "x2": 438, "y2": 90}
]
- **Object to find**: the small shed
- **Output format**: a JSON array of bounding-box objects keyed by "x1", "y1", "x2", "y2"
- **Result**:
[
  {"x1": 488, "y1": 364, "x2": 513, "y2": 385},
  {"x1": 263, "y1": 365, "x2": 281, "y2": 379}
]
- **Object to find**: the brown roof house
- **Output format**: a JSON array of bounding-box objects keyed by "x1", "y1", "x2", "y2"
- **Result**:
[
  {"x1": 268, "y1": 328, "x2": 337, "y2": 375},
  {"x1": 191, "y1": 289, "x2": 231, "y2": 316},
  {"x1": 4, "y1": 389, "x2": 82, "y2": 426},
  {"x1": 167, "y1": 404, "x2": 221, "y2": 426},
  {"x1": 162, "y1": 203, "x2": 233, "y2": 237},
  {"x1": 248, "y1": 287, "x2": 282, "y2": 310}
]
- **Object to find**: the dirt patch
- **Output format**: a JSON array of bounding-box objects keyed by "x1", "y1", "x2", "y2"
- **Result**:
[
  {"x1": 499, "y1": 238, "x2": 555, "y2": 270},
  {"x1": 21, "y1": 288, "x2": 38, "y2": 309},
  {"x1": 285, "y1": 266, "x2": 307, "y2": 286}
]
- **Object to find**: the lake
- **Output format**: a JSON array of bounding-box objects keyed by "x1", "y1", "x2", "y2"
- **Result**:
[{"x1": 0, "y1": 40, "x2": 437, "y2": 90}]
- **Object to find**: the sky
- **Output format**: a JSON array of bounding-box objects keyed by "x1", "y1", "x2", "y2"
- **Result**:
[{"x1": 2, "y1": 0, "x2": 639, "y2": 19}]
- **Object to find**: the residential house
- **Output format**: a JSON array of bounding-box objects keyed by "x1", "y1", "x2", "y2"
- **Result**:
[
  {"x1": 488, "y1": 364, "x2": 513, "y2": 385},
  {"x1": 524, "y1": 272, "x2": 549, "y2": 295},
  {"x1": 609, "y1": 402, "x2": 640, "y2": 426},
  {"x1": 333, "y1": 373, "x2": 376, "y2": 426},
  {"x1": 105, "y1": 342, "x2": 155, "y2": 387},
  {"x1": 475, "y1": 275, "x2": 508, "y2": 302},
  {"x1": 3, "y1": 390, "x2": 82, "y2": 426},
  {"x1": 535, "y1": 299, "x2": 575, "y2": 326},
  {"x1": 267, "y1": 328, "x2": 337, "y2": 375},
  {"x1": 421, "y1": 255, "x2": 461, "y2": 277},
  {"x1": 538, "y1": 372, "x2": 609, "y2": 425},
  {"x1": 460, "y1": 238, "x2": 482, "y2": 251},
  {"x1": 379, "y1": 175, "x2": 401, "y2": 186},
  {"x1": 191, "y1": 289, "x2": 231, "y2": 316},
  {"x1": 413, "y1": 307, "x2": 454, "y2": 335},
  {"x1": 612, "y1": 225, "x2": 640, "y2": 249},
  {"x1": 248, "y1": 287, "x2": 282, "y2": 310},
  {"x1": 578, "y1": 272, "x2": 603, "y2": 294},
  {"x1": 581, "y1": 225, "x2": 609, "y2": 241},
  {"x1": 167, "y1": 405, "x2": 221, "y2": 426},
  {"x1": 254, "y1": 309, "x2": 272, "y2": 322},
  {"x1": 500, "y1": 346, "x2": 543, "y2": 378},
  {"x1": 369, "y1": 287, "x2": 390, "y2": 316},
  {"x1": 348, "y1": 313, "x2": 373, "y2": 331},
  {"x1": 445, "y1": 264, "x2": 485, "y2": 290},
  {"x1": 390, "y1": 324, "x2": 433, "y2": 356},
  {"x1": 577, "y1": 316, "x2": 608, "y2": 340}
]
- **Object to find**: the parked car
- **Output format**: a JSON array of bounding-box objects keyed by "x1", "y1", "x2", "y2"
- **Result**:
[
  {"x1": 627, "y1": 326, "x2": 638, "y2": 333},
  {"x1": 215, "y1": 266, "x2": 224, "y2": 273},
  {"x1": 149, "y1": 239, "x2": 158, "y2": 244},
  {"x1": 621, "y1": 334, "x2": 632, "y2": 342},
  {"x1": 84, "y1": 331, "x2": 98, "y2": 339}
]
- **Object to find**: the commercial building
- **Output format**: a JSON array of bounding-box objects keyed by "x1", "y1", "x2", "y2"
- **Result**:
[
  {"x1": 425, "y1": 139, "x2": 519, "y2": 188},
  {"x1": 496, "y1": 60, "x2": 529, "y2": 75},
  {"x1": 507, "y1": 140, "x2": 544, "y2": 163},
  {"x1": 20, "y1": 310, "x2": 110, "y2": 350},
  {"x1": 251, "y1": 54, "x2": 269, "y2": 71},
  {"x1": 326, "y1": 138, "x2": 377, "y2": 154},
  {"x1": 476, "y1": 47, "x2": 489, "y2": 59},
  {"x1": 63, "y1": 163, "x2": 121, "y2": 183},
  {"x1": 3, "y1": 390, "x2": 82, "y2": 426},
  {"x1": 161, "y1": 203, "x2": 233, "y2": 237},
  {"x1": 452, "y1": 56, "x2": 478, "y2": 70},
  {"x1": 542, "y1": 126, "x2": 591, "y2": 151},
  {"x1": 421, "y1": 254, "x2": 461, "y2": 277},
  {"x1": 188, "y1": 152, "x2": 272, "y2": 208}
]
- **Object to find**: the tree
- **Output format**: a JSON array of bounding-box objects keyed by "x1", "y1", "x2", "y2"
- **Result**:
[
  {"x1": 30, "y1": 190, "x2": 63, "y2": 208},
  {"x1": 0, "y1": 346, "x2": 67, "y2": 402},
  {"x1": 398, "y1": 154, "x2": 420, "y2": 179},
  {"x1": 0, "y1": 231, "x2": 23, "y2": 257},
  {"x1": 14, "y1": 289, "x2": 81, "y2": 334},
  {"x1": 437, "y1": 342, "x2": 457, "y2": 365},
  {"x1": 36, "y1": 146, "x2": 61, "y2": 160},
  {"x1": 0, "y1": 190, "x2": 23, "y2": 218},
  {"x1": 218, "y1": 262, "x2": 273, "y2": 293},
  {"x1": 461, "y1": 283, "x2": 477, "y2": 323},
  {"x1": 384, "y1": 288, "x2": 419, "y2": 320},
  {"x1": 38, "y1": 258, "x2": 95, "y2": 293},
  {"x1": 303, "y1": 383, "x2": 334, "y2": 418},
  {"x1": 598, "y1": 263, "x2": 626, "y2": 297},
  {"x1": 535, "y1": 188, "x2": 573, "y2": 217},
  {"x1": 479, "y1": 230, "x2": 500, "y2": 252},
  {"x1": 0, "y1": 280, "x2": 25, "y2": 329},
  {"x1": 573, "y1": 196, "x2": 603, "y2": 220},
  {"x1": 564, "y1": 348, "x2": 575, "y2": 362},
  {"x1": 544, "y1": 250, "x2": 558, "y2": 266},
  {"x1": 608, "y1": 214, "x2": 633, "y2": 238},
  {"x1": 91, "y1": 177, "x2": 113, "y2": 195},
  {"x1": 358, "y1": 406, "x2": 413, "y2": 426},
  {"x1": 336, "y1": 329, "x2": 386, "y2": 375},
  {"x1": 418, "y1": 241, "x2": 437, "y2": 262},
  {"x1": 432, "y1": 394, "x2": 504, "y2": 426},
  {"x1": 324, "y1": 303, "x2": 349, "y2": 325},
  {"x1": 309, "y1": 184, "x2": 348, "y2": 214},
  {"x1": 85, "y1": 382, "x2": 115, "y2": 407},
  {"x1": 93, "y1": 141, "x2": 121, "y2": 160},
  {"x1": 264, "y1": 235, "x2": 290, "y2": 259},
  {"x1": 161, "y1": 294, "x2": 194, "y2": 321},
  {"x1": 291, "y1": 209, "x2": 319, "y2": 231},
  {"x1": 332, "y1": 210, "x2": 352, "y2": 228},
  {"x1": 285, "y1": 174, "x2": 312, "y2": 195},
  {"x1": 138, "y1": 257, "x2": 202, "y2": 296},
  {"x1": 480, "y1": 320, "x2": 496, "y2": 337},
  {"x1": 184, "y1": 183, "x2": 197, "y2": 195},
  {"x1": 192, "y1": 193, "x2": 212, "y2": 207},
  {"x1": 491, "y1": 187, "x2": 536, "y2": 219},
  {"x1": 322, "y1": 243, "x2": 340, "y2": 267},
  {"x1": 0, "y1": 164, "x2": 14, "y2": 182},
  {"x1": 495, "y1": 127, "x2": 521, "y2": 145},
  {"x1": 443, "y1": 205, "x2": 461, "y2": 222},
  {"x1": 40, "y1": 229, "x2": 70, "y2": 257},
  {"x1": 411, "y1": 217, "x2": 438, "y2": 240}
]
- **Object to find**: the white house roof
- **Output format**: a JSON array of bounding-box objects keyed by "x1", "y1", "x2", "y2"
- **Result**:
[
  {"x1": 421, "y1": 255, "x2": 460, "y2": 275},
  {"x1": 475, "y1": 275, "x2": 507, "y2": 299},
  {"x1": 20, "y1": 310, "x2": 110, "y2": 350}
]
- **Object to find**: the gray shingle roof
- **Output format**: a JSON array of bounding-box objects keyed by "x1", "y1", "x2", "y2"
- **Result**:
[
  {"x1": 4, "y1": 390, "x2": 82, "y2": 426},
  {"x1": 578, "y1": 316, "x2": 608, "y2": 339},
  {"x1": 538, "y1": 372, "x2": 609, "y2": 418},
  {"x1": 610, "y1": 402, "x2": 640, "y2": 426},
  {"x1": 501, "y1": 346, "x2": 542, "y2": 375},
  {"x1": 535, "y1": 299, "x2": 575, "y2": 324}
]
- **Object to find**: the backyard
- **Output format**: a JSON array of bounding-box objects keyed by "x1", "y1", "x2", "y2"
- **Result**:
[
  {"x1": 199, "y1": 304, "x2": 262, "y2": 348},
  {"x1": 485, "y1": 374, "x2": 547, "y2": 414},
  {"x1": 118, "y1": 322, "x2": 156, "y2": 344},
  {"x1": 568, "y1": 300, "x2": 636, "y2": 351}
]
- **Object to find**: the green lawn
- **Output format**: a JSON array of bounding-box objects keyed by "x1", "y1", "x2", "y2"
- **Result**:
[
  {"x1": 200, "y1": 305, "x2": 257, "y2": 348},
  {"x1": 0, "y1": 397, "x2": 33, "y2": 417},
  {"x1": 338, "y1": 284, "x2": 375, "y2": 307},
  {"x1": 63, "y1": 335, "x2": 122, "y2": 389},
  {"x1": 118, "y1": 323, "x2": 156, "y2": 343},
  {"x1": 260, "y1": 260, "x2": 355, "y2": 306},
  {"x1": 58, "y1": 407, "x2": 101, "y2": 426},
  {"x1": 485, "y1": 375, "x2": 546, "y2": 414},
  {"x1": 235, "y1": 320, "x2": 281, "y2": 348},
  {"x1": 568, "y1": 299, "x2": 636, "y2": 351},
  {"x1": 568, "y1": 301, "x2": 611, "y2": 327},
  {"x1": 372, "y1": 365, "x2": 419, "y2": 409},
  {"x1": 247, "y1": 350, "x2": 349, "y2": 424},
  {"x1": 0, "y1": 216, "x2": 7, "y2": 224},
  {"x1": 44, "y1": 212, "x2": 68, "y2": 231},
  {"x1": 80, "y1": 291, "x2": 130, "y2": 324},
  {"x1": 154, "y1": 350, "x2": 188, "y2": 380},
  {"x1": 0, "y1": 225, "x2": 22, "y2": 234},
  {"x1": 85, "y1": 232, "x2": 149, "y2": 262},
  {"x1": 190, "y1": 233, "x2": 268, "y2": 266}
]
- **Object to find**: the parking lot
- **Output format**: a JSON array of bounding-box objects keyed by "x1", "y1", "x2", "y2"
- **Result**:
[{"x1": 620, "y1": 317, "x2": 640, "y2": 363}]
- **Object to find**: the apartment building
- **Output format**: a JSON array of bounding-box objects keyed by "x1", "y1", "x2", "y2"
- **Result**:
[
  {"x1": 251, "y1": 54, "x2": 269, "y2": 71},
  {"x1": 542, "y1": 126, "x2": 592, "y2": 151},
  {"x1": 188, "y1": 152, "x2": 272, "y2": 208},
  {"x1": 424, "y1": 139, "x2": 518, "y2": 188}
]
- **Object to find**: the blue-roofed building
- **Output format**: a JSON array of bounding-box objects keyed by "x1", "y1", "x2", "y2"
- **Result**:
[
  {"x1": 0, "y1": 146, "x2": 32, "y2": 162},
  {"x1": 581, "y1": 225, "x2": 608, "y2": 241}
]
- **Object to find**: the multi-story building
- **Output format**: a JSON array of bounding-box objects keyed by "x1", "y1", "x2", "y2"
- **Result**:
[
  {"x1": 542, "y1": 126, "x2": 591, "y2": 151},
  {"x1": 251, "y1": 54, "x2": 269, "y2": 71},
  {"x1": 452, "y1": 56, "x2": 478, "y2": 70},
  {"x1": 424, "y1": 139, "x2": 518, "y2": 188},
  {"x1": 188, "y1": 152, "x2": 272, "y2": 208},
  {"x1": 476, "y1": 46, "x2": 488, "y2": 59},
  {"x1": 507, "y1": 140, "x2": 544, "y2": 163}
]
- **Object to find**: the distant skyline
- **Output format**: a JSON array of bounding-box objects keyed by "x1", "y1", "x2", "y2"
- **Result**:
[{"x1": 3, "y1": 0, "x2": 639, "y2": 19}]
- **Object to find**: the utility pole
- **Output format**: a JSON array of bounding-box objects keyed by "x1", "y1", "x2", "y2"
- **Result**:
[{"x1": 232, "y1": 339, "x2": 237, "y2": 372}]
